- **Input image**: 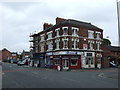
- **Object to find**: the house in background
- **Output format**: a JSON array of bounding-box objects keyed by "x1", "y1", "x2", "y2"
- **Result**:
[
  {"x1": 0, "y1": 48, "x2": 12, "y2": 62},
  {"x1": 102, "y1": 46, "x2": 120, "y2": 68},
  {"x1": 30, "y1": 17, "x2": 103, "y2": 69}
]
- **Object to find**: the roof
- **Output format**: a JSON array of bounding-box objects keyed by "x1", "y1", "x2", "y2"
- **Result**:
[
  {"x1": 104, "y1": 46, "x2": 120, "y2": 52},
  {"x1": 43, "y1": 19, "x2": 103, "y2": 31},
  {"x1": 32, "y1": 18, "x2": 103, "y2": 36}
]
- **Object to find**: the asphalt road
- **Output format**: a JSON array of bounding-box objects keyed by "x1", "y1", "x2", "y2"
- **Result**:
[{"x1": 2, "y1": 62, "x2": 118, "y2": 88}]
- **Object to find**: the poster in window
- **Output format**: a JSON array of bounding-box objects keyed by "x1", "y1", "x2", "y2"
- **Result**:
[{"x1": 83, "y1": 44, "x2": 87, "y2": 50}]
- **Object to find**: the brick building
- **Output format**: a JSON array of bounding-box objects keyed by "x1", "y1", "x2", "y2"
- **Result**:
[
  {"x1": 102, "y1": 46, "x2": 120, "y2": 68},
  {"x1": 30, "y1": 17, "x2": 103, "y2": 69},
  {"x1": 0, "y1": 48, "x2": 12, "y2": 62}
]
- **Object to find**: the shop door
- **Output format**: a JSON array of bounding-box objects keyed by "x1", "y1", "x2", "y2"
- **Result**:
[{"x1": 62, "y1": 60, "x2": 69, "y2": 70}]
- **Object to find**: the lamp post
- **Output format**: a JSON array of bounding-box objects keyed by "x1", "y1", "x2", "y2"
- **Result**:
[{"x1": 116, "y1": 0, "x2": 120, "y2": 46}]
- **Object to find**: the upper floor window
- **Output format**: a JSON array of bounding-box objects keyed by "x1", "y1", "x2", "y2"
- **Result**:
[
  {"x1": 96, "y1": 31, "x2": 101, "y2": 39},
  {"x1": 88, "y1": 40, "x2": 94, "y2": 50},
  {"x1": 96, "y1": 41, "x2": 101, "y2": 50},
  {"x1": 55, "y1": 28, "x2": 60, "y2": 37},
  {"x1": 40, "y1": 43, "x2": 44, "y2": 52},
  {"x1": 47, "y1": 41, "x2": 53, "y2": 50},
  {"x1": 62, "y1": 38, "x2": 68, "y2": 49},
  {"x1": 88, "y1": 30, "x2": 94, "y2": 39},
  {"x1": 40, "y1": 34, "x2": 44, "y2": 42},
  {"x1": 55, "y1": 38, "x2": 60, "y2": 50},
  {"x1": 72, "y1": 39, "x2": 79, "y2": 49},
  {"x1": 62, "y1": 27, "x2": 68, "y2": 35},
  {"x1": 72, "y1": 27, "x2": 79, "y2": 36},
  {"x1": 47, "y1": 31, "x2": 52, "y2": 40}
]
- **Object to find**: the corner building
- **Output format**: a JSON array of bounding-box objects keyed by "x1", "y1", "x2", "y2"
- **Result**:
[{"x1": 30, "y1": 17, "x2": 103, "y2": 70}]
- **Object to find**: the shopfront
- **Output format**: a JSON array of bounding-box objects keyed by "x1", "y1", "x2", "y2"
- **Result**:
[{"x1": 52, "y1": 51, "x2": 82, "y2": 70}]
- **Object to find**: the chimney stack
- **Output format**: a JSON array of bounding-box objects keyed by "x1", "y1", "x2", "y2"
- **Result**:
[
  {"x1": 43, "y1": 23, "x2": 53, "y2": 30},
  {"x1": 56, "y1": 17, "x2": 66, "y2": 24}
]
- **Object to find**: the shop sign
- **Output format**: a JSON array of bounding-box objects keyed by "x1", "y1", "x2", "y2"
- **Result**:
[
  {"x1": 66, "y1": 51, "x2": 77, "y2": 55},
  {"x1": 46, "y1": 52, "x2": 53, "y2": 56}
]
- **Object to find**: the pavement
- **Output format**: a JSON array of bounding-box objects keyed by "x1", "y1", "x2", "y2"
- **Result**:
[{"x1": 2, "y1": 62, "x2": 119, "y2": 88}]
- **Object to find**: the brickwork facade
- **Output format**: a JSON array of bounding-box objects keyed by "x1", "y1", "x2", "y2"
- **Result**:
[{"x1": 30, "y1": 17, "x2": 103, "y2": 69}]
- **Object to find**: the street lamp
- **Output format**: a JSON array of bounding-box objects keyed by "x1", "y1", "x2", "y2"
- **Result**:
[{"x1": 116, "y1": 0, "x2": 120, "y2": 46}]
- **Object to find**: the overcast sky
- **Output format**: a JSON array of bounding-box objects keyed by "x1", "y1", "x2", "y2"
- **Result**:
[{"x1": 0, "y1": 0, "x2": 119, "y2": 52}]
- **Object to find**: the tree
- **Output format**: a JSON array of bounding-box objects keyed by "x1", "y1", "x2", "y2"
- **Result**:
[{"x1": 103, "y1": 38, "x2": 111, "y2": 46}]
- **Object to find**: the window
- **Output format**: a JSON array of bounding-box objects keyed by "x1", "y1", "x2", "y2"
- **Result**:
[
  {"x1": 40, "y1": 44, "x2": 44, "y2": 52},
  {"x1": 88, "y1": 40, "x2": 94, "y2": 50},
  {"x1": 88, "y1": 30, "x2": 94, "y2": 39},
  {"x1": 55, "y1": 38, "x2": 60, "y2": 49},
  {"x1": 96, "y1": 41, "x2": 101, "y2": 50},
  {"x1": 54, "y1": 60, "x2": 60, "y2": 65},
  {"x1": 72, "y1": 39, "x2": 78, "y2": 49},
  {"x1": 71, "y1": 56, "x2": 78, "y2": 66},
  {"x1": 47, "y1": 33, "x2": 52, "y2": 40},
  {"x1": 40, "y1": 34, "x2": 44, "y2": 42},
  {"x1": 63, "y1": 27, "x2": 68, "y2": 35},
  {"x1": 35, "y1": 47, "x2": 38, "y2": 53},
  {"x1": 47, "y1": 41, "x2": 53, "y2": 50},
  {"x1": 96, "y1": 31, "x2": 101, "y2": 39},
  {"x1": 55, "y1": 28, "x2": 60, "y2": 37},
  {"x1": 64, "y1": 39, "x2": 68, "y2": 48},
  {"x1": 72, "y1": 27, "x2": 79, "y2": 36}
]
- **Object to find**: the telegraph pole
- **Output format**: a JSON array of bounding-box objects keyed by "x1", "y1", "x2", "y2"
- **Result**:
[{"x1": 116, "y1": 0, "x2": 120, "y2": 46}]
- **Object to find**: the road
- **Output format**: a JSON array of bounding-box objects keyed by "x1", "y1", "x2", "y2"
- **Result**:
[{"x1": 2, "y1": 62, "x2": 118, "y2": 88}]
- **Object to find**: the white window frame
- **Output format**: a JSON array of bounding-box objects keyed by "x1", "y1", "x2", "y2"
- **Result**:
[
  {"x1": 72, "y1": 39, "x2": 79, "y2": 49},
  {"x1": 96, "y1": 41, "x2": 101, "y2": 50},
  {"x1": 47, "y1": 40, "x2": 53, "y2": 51},
  {"x1": 55, "y1": 38, "x2": 60, "y2": 50},
  {"x1": 40, "y1": 34, "x2": 44, "y2": 42},
  {"x1": 88, "y1": 30, "x2": 94, "y2": 39},
  {"x1": 47, "y1": 31, "x2": 53, "y2": 40},
  {"x1": 88, "y1": 40, "x2": 94, "y2": 50},
  {"x1": 62, "y1": 27, "x2": 68, "y2": 36},
  {"x1": 72, "y1": 27, "x2": 79, "y2": 37},
  {"x1": 55, "y1": 28, "x2": 60, "y2": 37},
  {"x1": 96, "y1": 31, "x2": 101, "y2": 40},
  {"x1": 62, "y1": 37, "x2": 68, "y2": 49},
  {"x1": 40, "y1": 43, "x2": 44, "y2": 52}
]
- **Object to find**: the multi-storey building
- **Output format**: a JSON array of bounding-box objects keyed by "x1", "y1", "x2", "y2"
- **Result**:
[{"x1": 30, "y1": 17, "x2": 103, "y2": 69}]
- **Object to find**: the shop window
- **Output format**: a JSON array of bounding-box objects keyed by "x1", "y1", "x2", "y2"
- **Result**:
[
  {"x1": 71, "y1": 59, "x2": 78, "y2": 66},
  {"x1": 71, "y1": 56, "x2": 78, "y2": 66},
  {"x1": 54, "y1": 60, "x2": 60, "y2": 65}
]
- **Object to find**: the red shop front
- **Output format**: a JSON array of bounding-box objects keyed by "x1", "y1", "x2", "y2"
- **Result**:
[{"x1": 53, "y1": 55, "x2": 81, "y2": 70}]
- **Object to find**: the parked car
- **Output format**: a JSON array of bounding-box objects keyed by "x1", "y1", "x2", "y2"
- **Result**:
[{"x1": 17, "y1": 59, "x2": 28, "y2": 66}]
